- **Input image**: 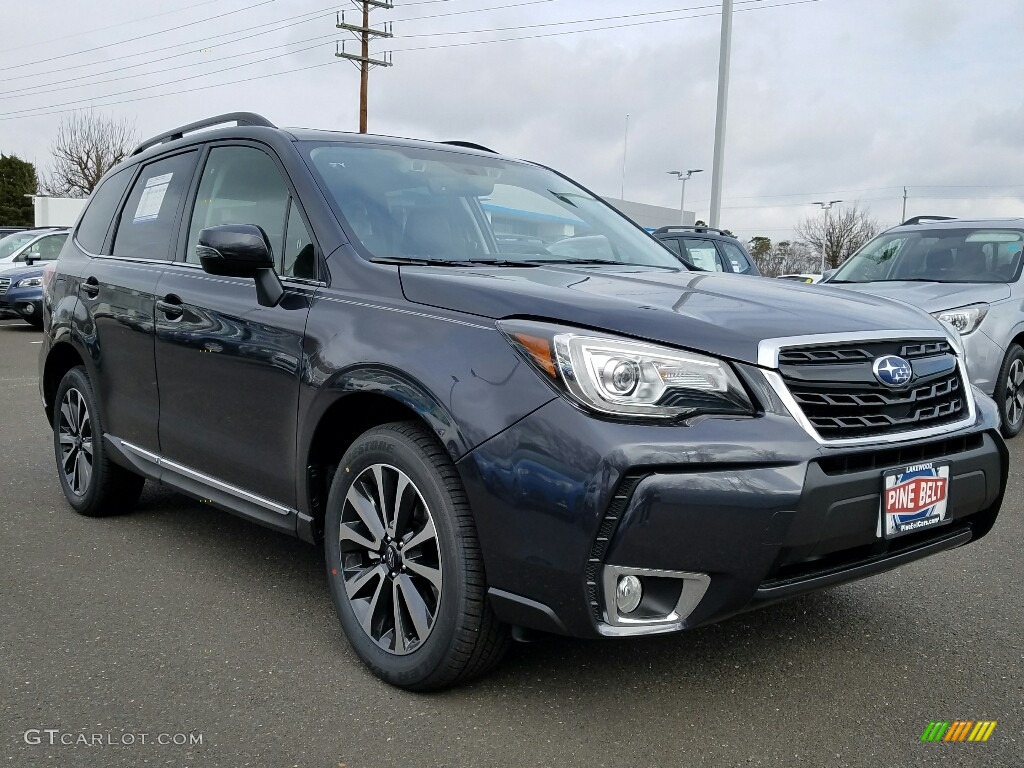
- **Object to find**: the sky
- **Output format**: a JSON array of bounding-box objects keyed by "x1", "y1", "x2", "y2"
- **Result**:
[{"x1": 1, "y1": 0, "x2": 1023, "y2": 242}]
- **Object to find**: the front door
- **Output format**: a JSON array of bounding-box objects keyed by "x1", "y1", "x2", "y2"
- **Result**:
[{"x1": 154, "y1": 144, "x2": 318, "y2": 511}]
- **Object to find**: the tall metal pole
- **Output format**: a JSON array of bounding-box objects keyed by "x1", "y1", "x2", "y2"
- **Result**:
[
  {"x1": 679, "y1": 176, "x2": 688, "y2": 225},
  {"x1": 708, "y1": 0, "x2": 733, "y2": 228},
  {"x1": 813, "y1": 199, "x2": 842, "y2": 272},
  {"x1": 902, "y1": 186, "x2": 908, "y2": 223},
  {"x1": 621, "y1": 114, "x2": 629, "y2": 199}
]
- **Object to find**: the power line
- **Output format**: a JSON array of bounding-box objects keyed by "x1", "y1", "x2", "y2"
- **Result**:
[
  {"x1": 1, "y1": 0, "x2": 276, "y2": 72},
  {"x1": 0, "y1": 0, "x2": 822, "y2": 121},
  {"x1": 0, "y1": 42, "x2": 333, "y2": 118},
  {"x1": 1, "y1": 0, "x2": 563, "y2": 87},
  {"x1": 388, "y1": 0, "x2": 821, "y2": 53},
  {"x1": 1, "y1": 0, "x2": 224, "y2": 53}
]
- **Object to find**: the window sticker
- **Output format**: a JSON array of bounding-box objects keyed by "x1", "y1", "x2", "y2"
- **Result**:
[{"x1": 133, "y1": 172, "x2": 173, "y2": 222}]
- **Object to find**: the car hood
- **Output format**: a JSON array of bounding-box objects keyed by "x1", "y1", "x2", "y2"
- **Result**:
[
  {"x1": 825, "y1": 280, "x2": 1010, "y2": 312},
  {"x1": 0, "y1": 263, "x2": 42, "y2": 280},
  {"x1": 400, "y1": 266, "x2": 944, "y2": 365}
]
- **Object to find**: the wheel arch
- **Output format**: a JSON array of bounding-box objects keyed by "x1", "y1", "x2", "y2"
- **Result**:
[
  {"x1": 298, "y1": 365, "x2": 470, "y2": 543},
  {"x1": 41, "y1": 339, "x2": 89, "y2": 426}
]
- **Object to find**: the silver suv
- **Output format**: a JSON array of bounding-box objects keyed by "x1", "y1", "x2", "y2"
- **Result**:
[{"x1": 824, "y1": 217, "x2": 1024, "y2": 437}]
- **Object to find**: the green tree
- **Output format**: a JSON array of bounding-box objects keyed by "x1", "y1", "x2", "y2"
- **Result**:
[{"x1": 0, "y1": 154, "x2": 37, "y2": 226}]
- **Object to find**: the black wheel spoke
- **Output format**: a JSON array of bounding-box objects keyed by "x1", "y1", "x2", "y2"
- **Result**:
[
  {"x1": 58, "y1": 387, "x2": 93, "y2": 497},
  {"x1": 337, "y1": 462, "x2": 442, "y2": 656}
]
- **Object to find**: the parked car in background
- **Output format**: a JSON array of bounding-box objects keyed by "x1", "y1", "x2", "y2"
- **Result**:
[
  {"x1": 778, "y1": 273, "x2": 822, "y2": 284},
  {"x1": 40, "y1": 113, "x2": 1006, "y2": 691},
  {"x1": 0, "y1": 260, "x2": 45, "y2": 328},
  {"x1": 0, "y1": 226, "x2": 29, "y2": 238},
  {"x1": 0, "y1": 228, "x2": 69, "y2": 266},
  {"x1": 653, "y1": 225, "x2": 761, "y2": 276},
  {"x1": 823, "y1": 217, "x2": 1024, "y2": 437}
]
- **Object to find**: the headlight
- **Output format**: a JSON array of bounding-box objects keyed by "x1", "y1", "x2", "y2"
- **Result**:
[
  {"x1": 499, "y1": 320, "x2": 753, "y2": 419},
  {"x1": 15, "y1": 276, "x2": 42, "y2": 288},
  {"x1": 931, "y1": 304, "x2": 988, "y2": 335}
]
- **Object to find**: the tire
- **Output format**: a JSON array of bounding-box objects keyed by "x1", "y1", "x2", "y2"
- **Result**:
[
  {"x1": 324, "y1": 421, "x2": 510, "y2": 690},
  {"x1": 53, "y1": 366, "x2": 145, "y2": 516},
  {"x1": 997, "y1": 344, "x2": 1024, "y2": 439}
]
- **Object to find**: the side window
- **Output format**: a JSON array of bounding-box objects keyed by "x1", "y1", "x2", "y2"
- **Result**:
[
  {"x1": 186, "y1": 146, "x2": 290, "y2": 270},
  {"x1": 718, "y1": 241, "x2": 751, "y2": 274},
  {"x1": 76, "y1": 167, "x2": 133, "y2": 254},
  {"x1": 681, "y1": 238, "x2": 721, "y2": 271},
  {"x1": 282, "y1": 201, "x2": 315, "y2": 279},
  {"x1": 659, "y1": 238, "x2": 683, "y2": 258},
  {"x1": 113, "y1": 152, "x2": 198, "y2": 260},
  {"x1": 24, "y1": 233, "x2": 68, "y2": 261}
]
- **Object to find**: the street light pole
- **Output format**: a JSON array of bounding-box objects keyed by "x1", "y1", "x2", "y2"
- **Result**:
[
  {"x1": 667, "y1": 169, "x2": 704, "y2": 225},
  {"x1": 708, "y1": 0, "x2": 733, "y2": 228},
  {"x1": 812, "y1": 199, "x2": 842, "y2": 273}
]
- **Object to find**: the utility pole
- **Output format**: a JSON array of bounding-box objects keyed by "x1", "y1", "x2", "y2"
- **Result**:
[
  {"x1": 812, "y1": 200, "x2": 842, "y2": 273},
  {"x1": 708, "y1": 0, "x2": 733, "y2": 228},
  {"x1": 902, "y1": 186, "x2": 908, "y2": 223},
  {"x1": 336, "y1": 0, "x2": 394, "y2": 133},
  {"x1": 667, "y1": 169, "x2": 704, "y2": 225},
  {"x1": 620, "y1": 114, "x2": 629, "y2": 199}
]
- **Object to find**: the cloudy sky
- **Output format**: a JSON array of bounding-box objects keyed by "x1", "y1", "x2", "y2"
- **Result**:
[{"x1": 2, "y1": 0, "x2": 1022, "y2": 241}]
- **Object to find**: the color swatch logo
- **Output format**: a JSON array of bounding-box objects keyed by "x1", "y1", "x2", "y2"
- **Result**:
[{"x1": 920, "y1": 721, "x2": 997, "y2": 742}]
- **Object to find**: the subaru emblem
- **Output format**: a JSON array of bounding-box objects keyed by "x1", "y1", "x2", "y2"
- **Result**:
[{"x1": 873, "y1": 355, "x2": 913, "y2": 387}]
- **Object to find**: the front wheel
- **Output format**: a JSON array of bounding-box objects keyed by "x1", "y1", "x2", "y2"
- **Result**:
[
  {"x1": 324, "y1": 422, "x2": 510, "y2": 690},
  {"x1": 997, "y1": 344, "x2": 1024, "y2": 439}
]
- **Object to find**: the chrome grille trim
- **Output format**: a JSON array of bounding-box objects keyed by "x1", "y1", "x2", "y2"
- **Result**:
[
  {"x1": 758, "y1": 331, "x2": 976, "y2": 446},
  {"x1": 0, "y1": 277, "x2": 10, "y2": 295}
]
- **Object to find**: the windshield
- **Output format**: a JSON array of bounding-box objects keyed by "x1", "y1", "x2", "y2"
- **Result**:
[
  {"x1": 0, "y1": 232, "x2": 37, "y2": 259},
  {"x1": 301, "y1": 142, "x2": 684, "y2": 269},
  {"x1": 831, "y1": 227, "x2": 1024, "y2": 283}
]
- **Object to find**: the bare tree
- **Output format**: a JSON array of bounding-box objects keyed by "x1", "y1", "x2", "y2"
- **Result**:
[
  {"x1": 747, "y1": 237, "x2": 818, "y2": 277},
  {"x1": 39, "y1": 112, "x2": 137, "y2": 198},
  {"x1": 795, "y1": 204, "x2": 881, "y2": 271}
]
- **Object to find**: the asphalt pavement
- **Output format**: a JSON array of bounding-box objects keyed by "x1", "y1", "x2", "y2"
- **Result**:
[{"x1": 1, "y1": 318, "x2": 1021, "y2": 767}]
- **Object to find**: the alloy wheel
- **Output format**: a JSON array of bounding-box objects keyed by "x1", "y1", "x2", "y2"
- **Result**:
[
  {"x1": 1006, "y1": 358, "x2": 1024, "y2": 428},
  {"x1": 338, "y1": 463, "x2": 443, "y2": 655},
  {"x1": 58, "y1": 388, "x2": 93, "y2": 496}
]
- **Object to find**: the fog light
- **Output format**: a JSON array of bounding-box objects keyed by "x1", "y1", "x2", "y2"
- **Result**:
[
  {"x1": 20, "y1": 303, "x2": 36, "y2": 315},
  {"x1": 615, "y1": 574, "x2": 643, "y2": 614}
]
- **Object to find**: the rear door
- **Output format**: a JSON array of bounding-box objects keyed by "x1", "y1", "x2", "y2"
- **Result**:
[
  {"x1": 80, "y1": 151, "x2": 199, "y2": 451},
  {"x1": 153, "y1": 143, "x2": 317, "y2": 513}
]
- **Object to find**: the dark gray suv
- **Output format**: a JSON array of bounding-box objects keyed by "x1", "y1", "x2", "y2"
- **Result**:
[{"x1": 39, "y1": 113, "x2": 1006, "y2": 690}]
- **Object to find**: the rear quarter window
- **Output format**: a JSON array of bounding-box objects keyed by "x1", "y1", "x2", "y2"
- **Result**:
[{"x1": 75, "y1": 167, "x2": 134, "y2": 254}]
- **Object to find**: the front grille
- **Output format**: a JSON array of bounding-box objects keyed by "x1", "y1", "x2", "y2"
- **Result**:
[
  {"x1": 778, "y1": 339, "x2": 968, "y2": 440},
  {"x1": 0, "y1": 277, "x2": 10, "y2": 295},
  {"x1": 817, "y1": 433, "x2": 985, "y2": 475}
]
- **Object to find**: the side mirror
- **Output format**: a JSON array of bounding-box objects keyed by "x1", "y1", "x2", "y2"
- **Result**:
[
  {"x1": 197, "y1": 224, "x2": 283, "y2": 307},
  {"x1": 25, "y1": 252, "x2": 39, "y2": 266},
  {"x1": 821, "y1": 268, "x2": 837, "y2": 282}
]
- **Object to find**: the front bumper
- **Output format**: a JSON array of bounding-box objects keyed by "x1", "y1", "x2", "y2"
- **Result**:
[
  {"x1": 460, "y1": 381, "x2": 1006, "y2": 639},
  {"x1": 0, "y1": 289, "x2": 42, "y2": 322}
]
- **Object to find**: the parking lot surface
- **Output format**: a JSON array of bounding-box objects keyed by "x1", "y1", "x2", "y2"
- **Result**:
[{"x1": 2, "y1": 318, "x2": 1021, "y2": 767}]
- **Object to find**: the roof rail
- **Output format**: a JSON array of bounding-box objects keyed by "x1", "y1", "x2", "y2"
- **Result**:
[
  {"x1": 442, "y1": 140, "x2": 497, "y2": 154},
  {"x1": 653, "y1": 225, "x2": 730, "y2": 236},
  {"x1": 901, "y1": 215, "x2": 957, "y2": 226},
  {"x1": 132, "y1": 112, "x2": 276, "y2": 156}
]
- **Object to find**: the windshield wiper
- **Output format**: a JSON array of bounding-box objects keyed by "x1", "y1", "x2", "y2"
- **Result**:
[
  {"x1": 371, "y1": 256, "x2": 539, "y2": 267},
  {"x1": 520, "y1": 258, "x2": 677, "y2": 269}
]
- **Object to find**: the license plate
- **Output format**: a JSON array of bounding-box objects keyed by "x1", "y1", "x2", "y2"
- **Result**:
[{"x1": 880, "y1": 462, "x2": 951, "y2": 539}]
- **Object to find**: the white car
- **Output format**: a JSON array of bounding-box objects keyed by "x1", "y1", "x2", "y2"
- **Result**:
[{"x1": 0, "y1": 228, "x2": 69, "y2": 266}]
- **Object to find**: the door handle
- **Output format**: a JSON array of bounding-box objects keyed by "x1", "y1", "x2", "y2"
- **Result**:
[
  {"x1": 156, "y1": 295, "x2": 184, "y2": 320},
  {"x1": 80, "y1": 277, "x2": 100, "y2": 298}
]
